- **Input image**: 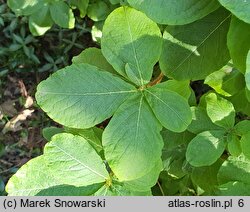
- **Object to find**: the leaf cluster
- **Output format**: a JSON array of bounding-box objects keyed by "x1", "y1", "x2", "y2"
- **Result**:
[{"x1": 5, "y1": 0, "x2": 250, "y2": 196}]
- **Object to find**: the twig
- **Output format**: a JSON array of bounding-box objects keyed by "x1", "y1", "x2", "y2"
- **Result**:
[
  {"x1": 148, "y1": 72, "x2": 164, "y2": 87},
  {"x1": 157, "y1": 181, "x2": 165, "y2": 196}
]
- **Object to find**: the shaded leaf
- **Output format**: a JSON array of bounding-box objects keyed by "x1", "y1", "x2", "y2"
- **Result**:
[
  {"x1": 187, "y1": 106, "x2": 222, "y2": 134},
  {"x1": 218, "y1": 154, "x2": 250, "y2": 185},
  {"x1": 127, "y1": 0, "x2": 219, "y2": 25},
  {"x1": 50, "y1": 1, "x2": 75, "y2": 28},
  {"x1": 241, "y1": 132, "x2": 250, "y2": 160},
  {"x1": 160, "y1": 8, "x2": 230, "y2": 80},
  {"x1": 227, "y1": 16, "x2": 250, "y2": 73},
  {"x1": 218, "y1": 0, "x2": 250, "y2": 24},
  {"x1": 227, "y1": 134, "x2": 241, "y2": 157},
  {"x1": 206, "y1": 93, "x2": 235, "y2": 129},
  {"x1": 217, "y1": 181, "x2": 250, "y2": 196},
  {"x1": 205, "y1": 66, "x2": 245, "y2": 97},
  {"x1": 186, "y1": 130, "x2": 226, "y2": 167},
  {"x1": 72, "y1": 48, "x2": 116, "y2": 74},
  {"x1": 29, "y1": 5, "x2": 53, "y2": 36}
]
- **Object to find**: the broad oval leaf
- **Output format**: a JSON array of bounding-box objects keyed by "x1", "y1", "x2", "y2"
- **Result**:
[
  {"x1": 50, "y1": 1, "x2": 75, "y2": 29},
  {"x1": 227, "y1": 134, "x2": 242, "y2": 157},
  {"x1": 69, "y1": 0, "x2": 89, "y2": 17},
  {"x1": 87, "y1": 1, "x2": 110, "y2": 21},
  {"x1": 44, "y1": 133, "x2": 109, "y2": 185},
  {"x1": 6, "y1": 133, "x2": 108, "y2": 196},
  {"x1": 7, "y1": 0, "x2": 43, "y2": 16},
  {"x1": 187, "y1": 106, "x2": 222, "y2": 134},
  {"x1": 72, "y1": 47, "x2": 116, "y2": 74},
  {"x1": 227, "y1": 16, "x2": 250, "y2": 73},
  {"x1": 152, "y1": 80, "x2": 191, "y2": 100},
  {"x1": 6, "y1": 156, "x2": 103, "y2": 196},
  {"x1": 186, "y1": 130, "x2": 226, "y2": 167},
  {"x1": 234, "y1": 120, "x2": 250, "y2": 136},
  {"x1": 204, "y1": 66, "x2": 245, "y2": 97},
  {"x1": 218, "y1": 0, "x2": 250, "y2": 24},
  {"x1": 191, "y1": 159, "x2": 222, "y2": 192},
  {"x1": 205, "y1": 93, "x2": 235, "y2": 129},
  {"x1": 35, "y1": 63, "x2": 136, "y2": 129},
  {"x1": 228, "y1": 89, "x2": 250, "y2": 116},
  {"x1": 28, "y1": 4, "x2": 53, "y2": 36},
  {"x1": 145, "y1": 87, "x2": 192, "y2": 132},
  {"x1": 241, "y1": 132, "x2": 250, "y2": 160},
  {"x1": 218, "y1": 154, "x2": 250, "y2": 185},
  {"x1": 101, "y1": 6, "x2": 162, "y2": 86},
  {"x1": 159, "y1": 8, "x2": 230, "y2": 80},
  {"x1": 127, "y1": 0, "x2": 219, "y2": 25},
  {"x1": 103, "y1": 94, "x2": 164, "y2": 181}
]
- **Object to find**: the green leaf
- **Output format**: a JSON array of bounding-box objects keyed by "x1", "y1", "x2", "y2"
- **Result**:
[
  {"x1": 127, "y1": 0, "x2": 219, "y2": 25},
  {"x1": 145, "y1": 87, "x2": 192, "y2": 132},
  {"x1": 28, "y1": 5, "x2": 53, "y2": 36},
  {"x1": 65, "y1": 127, "x2": 103, "y2": 154},
  {"x1": 50, "y1": 1, "x2": 75, "y2": 28},
  {"x1": 6, "y1": 156, "x2": 103, "y2": 196},
  {"x1": 228, "y1": 89, "x2": 250, "y2": 116},
  {"x1": 94, "y1": 182, "x2": 151, "y2": 196},
  {"x1": 101, "y1": 6, "x2": 162, "y2": 85},
  {"x1": 87, "y1": 1, "x2": 110, "y2": 21},
  {"x1": 205, "y1": 93, "x2": 235, "y2": 129},
  {"x1": 69, "y1": 0, "x2": 89, "y2": 17},
  {"x1": 109, "y1": 0, "x2": 120, "y2": 5},
  {"x1": 218, "y1": 0, "x2": 250, "y2": 24},
  {"x1": 217, "y1": 181, "x2": 250, "y2": 196},
  {"x1": 152, "y1": 80, "x2": 191, "y2": 100},
  {"x1": 103, "y1": 94, "x2": 163, "y2": 181},
  {"x1": 187, "y1": 106, "x2": 222, "y2": 134},
  {"x1": 161, "y1": 130, "x2": 194, "y2": 178},
  {"x1": 186, "y1": 130, "x2": 226, "y2": 167},
  {"x1": 44, "y1": 133, "x2": 108, "y2": 185},
  {"x1": 72, "y1": 48, "x2": 116, "y2": 74},
  {"x1": 227, "y1": 16, "x2": 250, "y2": 73},
  {"x1": 241, "y1": 132, "x2": 250, "y2": 160},
  {"x1": 218, "y1": 154, "x2": 250, "y2": 185},
  {"x1": 246, "y1": 88, "x2": 250, "y2": 102},
  {"x1": 42, "y1": 127, "x2": 64, "y2": 141},
  {"x1": 246, "y1": 50, "x2": 250, "y2": 90},
  {"x1": 162, "y1": 129, "x2": 194, "y2": 150},
  {"x1": 227, "y1": 134, "x2": 241, "y2": 157},
  {"x1": 159, "y1": 8, "x2": 230, "y2": 80},
  {"x1": 205, "y1": 66, "x2": 245, "y2": 97},
  {"x1": 191, "y1": 159, "x2": 222, "y2": 192},
  {"x1": 124, "y1": 159, "x2": 162, "y2": 192},
  {"x1": 234, "y1": 120, "x2": 250, "y2": 136},
  {"x1": 35, "y1": 63, "x2": 136, "y2": 129},
  {"x1": 6, "y1": 133, "x2": 108, "y2": 196},
  {"x1": 7, "y1": 0, "x2": 43, "y2": 16}
]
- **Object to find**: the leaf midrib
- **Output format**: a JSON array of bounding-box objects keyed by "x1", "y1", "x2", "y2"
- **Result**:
[
  {"x1": 38, "y1": 90, "x2": 138, "y2": 96},
  {"x1": 123, "y1": 6, "x2": 144, "y2": 86},
  {"x1": 145, "y1": 89, "x2": 189, "y2": 126},
  {"x1": 170, "y1": 13, "x2": 231, "y2": 74},
  {"x1": 51, "y1": 143, "x2": 108, "y2": 179}
]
